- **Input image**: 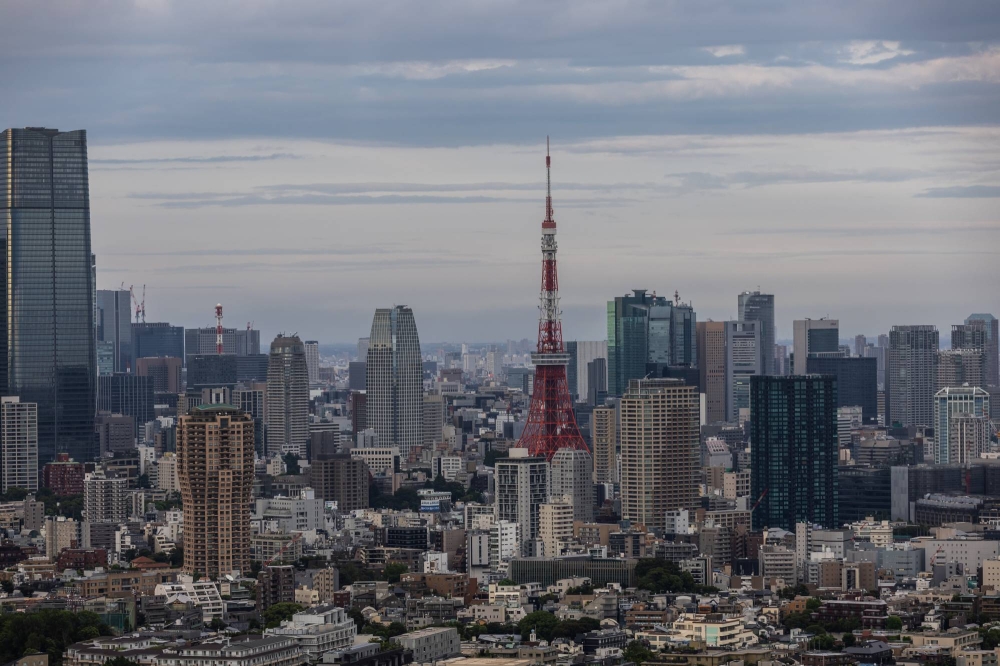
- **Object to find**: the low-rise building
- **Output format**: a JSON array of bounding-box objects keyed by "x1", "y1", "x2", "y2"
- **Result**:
[
  {"x1": 265, "y1": 604, "x2": 357, "y2": 662},
  {"x1": 396, "y1": 627, "x2": 460, "y2": 664},
  {"x1": 669, "y1": 613, "x2": 757, "y2": 649}
]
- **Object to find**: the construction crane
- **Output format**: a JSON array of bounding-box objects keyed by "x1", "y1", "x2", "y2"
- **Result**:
[
  {"x1": 750, "y1": 487, "x2": 769, "y2": 514},
  {"x1": 263, "y1": 533, "x2": 302, "y2": 567},
  {"x1": 131, "y1": 284, "x2": 146, "y2": 324}
]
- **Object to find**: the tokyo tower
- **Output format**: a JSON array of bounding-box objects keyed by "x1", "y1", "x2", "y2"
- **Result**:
[{"x1": 516, "y1": 138, "x2": 591, "y2": 461}]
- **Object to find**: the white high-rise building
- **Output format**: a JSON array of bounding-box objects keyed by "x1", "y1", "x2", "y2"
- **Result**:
[
  {"x1": 792, "y1": 318, "x2": 840, "y2": 375},
  {"x1": 0, "y1": 397, "x2": 38, "y2": 493},
  {"x1": 934, "y1": 386, "x2": 991, "y2": 464},
  {"x1": 572, "y1": 340, "x2": 608, "y2": 402},
  {"x1": 495, "y1": 448, "x2": 548, "y2": 555},
  {"x1": 538, "y1": 500, "x2": 574, "y2": 558},
  {"x1": 83, "y1": 471, "x2": 128, "y2": 524},
  {"x1": 725, "y1": 321, "x2": 760, "y2": 422},
  {"x1": 266, "y1": 335, "x2": 310, "y2": 457},
  {"x1": 489, "y1": 520, "x2": 520, "y2": 568},
  {"x1": 357, "y1": 337, "x2": 370, "y2": 361},
  {"x1": 304, "y1": 340, "x2": 320, "y2": 384},
  {"x1": 550, "y1": 448, "x2": 594, "y2": 522},
  {"x1": 366, "y1": 306, "x2": 423, "y2": 457}
]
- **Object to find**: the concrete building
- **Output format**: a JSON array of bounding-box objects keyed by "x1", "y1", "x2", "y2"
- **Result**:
[
  {"x1": 43, "y1": 453, "x2": 85, "y2": 495},
  {"x1": 185, "y1": 326, "x2": 260, "y2": 364},
  {"x1": 157, "y1": 452, "x2": 180, "y2": 492},
  {"x1": 567, "y1": 340, "x2": 608, "y2": 402},
  {"x1": 549, "y1": 448, "x2": 594, "y2": 522},
  {"x1": 697, "y1": 320, "x2": 727, "y2": 423},
  {"x1": 350, "y1": 447, "x2": 399, "y2": 476},
  {"x1": 590, "y1": 406, "x2": 617, "y2": 484},
  {"x1": 933, "y1": 386, "x2": 991, "y2": 464},
  {"x1": 0, "y1": 397, "x2": 38, "y2": 493},
  {"x1": 792, "y1": 318, "x2": 840, "y2": 376},
  {"x1": 738, "y1": 291, "x2": 775, "y2": 376},
  {"x1": 619, "y1": 378, "x2": 699, "y2": 531},
  {"x1": 304, "y1": 340, "x2": 320, "y2": 385},
  {"x1": 725, "y1": 321, "x2": 760, "y2": 422},
  {"x1": 254, "y1": 489, "x2": 324, "y2": 533},
  {"x1": 309, "y1": 454, "x2": 369, "y2": 511},
  {"x1": 265, "y1": 604, "x2": 356, "y2": 662},
  {"x1": 495, "y1": 450, "x2": 548, "y2": 555},
  {"x1": 267, "y1": 335, "x2": 310, "y2": 458},
  {"x1": 83, "y1": 471, "x2": 128, "y2": 524},
  {"x1": 670, "y1": 613, "x2": 758, "y2": 649},
  {"x1": 397, "y1": 627, "x2": 461, "y2": 664},
  {"x1": 136, "y1": 356, "x2": 183, "y2": 394},
  {"x1": 96, "y1": 289, "x2": 132, "y2": 375},
  {"x1": 489, "y1": 520, "x2": 520, "y2": 568},
  {"x1": 957, "y1": 315, "x2": 999, "y2": 387},
  {"x1": 423, "y1": 394, "x2": 445, "y2": 449},
  {"x1": 366, "y1": 306, "x2": 423, "y2": 457},
  {"x1": 937, "y1": 349, "x2": 985, "y2": 392},
  {"x1": 177, "y1": 405, "x2": 255, "y2": 580},
  {"x1": 538, "y1": 500, "x2": 574, "y2": 558},
  {"x1": 887, "y1": 325, "x2": 939, "y2": 428}
]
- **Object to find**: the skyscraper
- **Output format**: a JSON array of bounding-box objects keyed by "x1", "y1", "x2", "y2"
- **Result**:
[
  {"x1": 0, "y1": 397, "x2": 38, "y2": 493},
  {"x1": 887, "y1": 325, "x2": 939, "y2": 428},
  {"x1": 366, "y1": 306, "x2": 423, "y2": 456},
  {"x1": 937, "y1": 349, "x2": 984, "y2": 391},
  {"x1": 725, "y1": 320, "x2": 760, "y2": 423},
  {"x1": 964, "y1": 314, "x2": 998, "y2": 387},
  {"x1": 805, "y1": 356, "x2": 878, "y2": 423},
  {"x1": 96, "y1": 289, "x2": 133, "y2": 373},
  {"x1": 304, "y1": 340, "x2": 320, "y2": 384},
  {"x1": 97, "y1": 374, "x2": 154, "y2": 438},
  {"x1": 549, "y1": 448, "x2": 594, "y2": 522},
  {"x1": 792, "y1": 319, "x2": 840, "y2": 375},
  {"x1": 738, "y1": 291, "x2": 775, "y2": 376},
  {"x1": 494, "y1": 449, "x2": 549, "y2": 556},
  {"x1": 590, "y1": 405, "x2": 617, "y2": 484},
  {"x1": 266, "y1": 335, "x2": 310, "y2": 458},
  {"x1": 1, "y1": 128, "x2": 97, "y2": 464},
  {"x1": 933, "y1": 386, "x2": 991, "y2": 464},
  {"x1": 751, "y1": 375, "x2": 838, "y2": 531},
  {"x1": 131, "y1": 322, "x2": 184, "y2": 365},
  {"x1": 184, "y1": 326, "x2": 260, "y2": 365},
  {"x1": 696, "y1": 321, "x2": 726, "y2": 424},
  {"x1": 567, "y1": 341, "x2": 607, "y2": 401},
  {"x1": 607, "y1": 290, "x2": 657, "y2": 396},
  {"x1": 309, "y1": 453, "x2": 370, "y2": 512},
  {"x1": 177, "y1": 405, "x2": 254, "y2": 580},
  {"x1": 619, "y1": 378, "x2": 699, "y2": 531}
]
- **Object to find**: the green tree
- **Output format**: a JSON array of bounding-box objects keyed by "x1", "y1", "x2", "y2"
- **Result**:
[
  {"x1": 980, "y1": 628, "x2": 1000, "y2": 650},
  {"x1": 842, "y1": 633, "x2": 856, "y2": 648},
  {"x1": 283, "y1": 453, "x2": 301, "y2": 476},
  {"x1": 262, "y1": 603, "x2": 304, "y2": 629},
  {"x1": 0, "y1": 609, "x2": 113, "y2": 666},
  {"x1": 806, "y1": 597, "x2": 822, "y2": 612},
  {"x1": 383, "y1": 563, "x2": 408, "y2": 584},
  {"x1": 209, "y1": 618, "x2": 228, "y2": 632},
  {"x1": 623, "y1": 640, "x2": 655, "y2": 664},
  {"x1": 634, "y1": 558, "x2": 698, "y2": 594},
  {"x1": 0, "y1": 487, "x2": 28, "y2": 501},
  {"x1": 886, "y1": 615, "x2": 903, "y2": 631},
  {"x1": 348, "y1": 608, "x2": 366, "y2": 631},
  {"x1": 519, "y1": 611, "x2": 559, "y2": 641}
]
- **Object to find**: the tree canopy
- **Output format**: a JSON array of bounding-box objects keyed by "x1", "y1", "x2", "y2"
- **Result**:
[
  {"x1": 262, "y1": 603, "x2": 303, "y2": 629},
  {"x1": 518, "y1": 611, "x2": 600, "y2": 641},
  {"x1": 634, "y1": 558, "x2": 703, "y2": 594},
  {"x1": 0, "y1": 610, "x2": 114, "y2": 666}
]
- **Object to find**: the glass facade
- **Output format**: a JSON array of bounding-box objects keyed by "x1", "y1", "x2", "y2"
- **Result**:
[
  {"x1": 131, "y1": 322, "x2": 185, "y2": 364},
  {"x1": 750, "y1": 374, "x2": 839, "y2": 531},
  {"x1": 1, "y1": 128, "x2": 97, "y2": 463},
  {"x1": 738, "y1": 291, "x2": 774, "y2": 376}
]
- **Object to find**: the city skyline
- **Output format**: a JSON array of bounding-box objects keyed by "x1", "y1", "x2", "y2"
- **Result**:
[{"x1": 2, "y1": 2, "x2": 996, "y2": 343}]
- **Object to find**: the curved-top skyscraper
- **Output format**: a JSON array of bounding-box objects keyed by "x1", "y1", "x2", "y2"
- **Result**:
[
  {"x1": 266, "y1": 335, "x2": 310, "y2": 458},
  {"x1": 366, "y1": 306, "x2": 422, "y2": 457}
]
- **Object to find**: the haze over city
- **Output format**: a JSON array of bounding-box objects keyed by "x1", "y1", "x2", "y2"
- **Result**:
[{"x1": 4, "y1": 0, "x2": 998, "y2": 343}]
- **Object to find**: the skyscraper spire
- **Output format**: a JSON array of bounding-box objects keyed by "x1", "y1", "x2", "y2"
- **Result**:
[{"x1": 516, "y1": 139, "x2": 590, "y2": 461}]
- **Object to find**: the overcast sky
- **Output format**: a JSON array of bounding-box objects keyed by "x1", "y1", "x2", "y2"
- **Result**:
[{"x1": 4, "y1": 1, "x2": 998, "y2": 344}]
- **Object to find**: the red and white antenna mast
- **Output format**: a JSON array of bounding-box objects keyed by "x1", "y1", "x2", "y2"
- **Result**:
[{"x1": 215, "y1": 303, "x2": 224, "y2": 354}]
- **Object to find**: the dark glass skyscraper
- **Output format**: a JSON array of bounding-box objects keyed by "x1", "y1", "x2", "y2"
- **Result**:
[
  {"x1": 751, "y1": 375, "x2": 838, "y2": 531},
  {"x1": 1, "y1": 128, "x2": 97, "y2": 463},
  {"x1": 738, "y1": 291, "x2": 775, "y2": 376},
  {"x1": 806, "y1": 356, "x2": 878, "y2": 423}
]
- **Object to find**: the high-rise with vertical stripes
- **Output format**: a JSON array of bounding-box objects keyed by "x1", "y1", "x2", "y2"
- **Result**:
[{"x1": 366, "y1": 306, "x2": 423, "y2": 457}]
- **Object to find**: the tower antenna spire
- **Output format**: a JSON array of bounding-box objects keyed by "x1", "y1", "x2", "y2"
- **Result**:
[{"x1": 545, "y1": 136, "x2": 553, "y2": 226}]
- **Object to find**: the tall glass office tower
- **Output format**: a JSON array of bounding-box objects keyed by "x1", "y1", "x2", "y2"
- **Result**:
[
  {"x1": 738, "y1": 291, "x2": 775, "y2": 376},
  {"x1": 366, "y1": 306, "x2": 422, "y2": 456},
  {"x1": 1, "y1": 128, "x2": 97, "y2": 463}
]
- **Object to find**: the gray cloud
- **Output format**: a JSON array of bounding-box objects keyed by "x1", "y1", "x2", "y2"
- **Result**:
[
  {"x1": 91, "y1": 153, "x2": 299, "y2": 165},
  {"x1": 915, "y1": 185, "x2": 1000, "y2": 197}
]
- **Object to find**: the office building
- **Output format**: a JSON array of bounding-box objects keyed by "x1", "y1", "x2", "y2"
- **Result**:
[
  {"x1": 489, "y1": 520, "x2": 520, "y2": 567},
  {"x1": 95, "y1": 411, "x2": 136, "y2": 456},
  {"x1": 774, "y1": 344, "x2": 789, "y2": 376},
  {"x1": 567, "y1": 341, "x2": 607, "y2": 401},
  {"x1": 751, "y1": 375, "x2": 838, "y2": 531},
  {"x1": 933, "y1": 386, "x2": 991, "y2": 464},
  {"x1": 725, "y1": 320, "x2": 761, "y2": 423},
  {"x1": 304, "y1": 340, "x2": 319, "y2": 384},
  {"x1": 131, "y1": 322, "x2": 184, "y2": 365},
  {"x1": 187, "y1": 354, "x2": 238, "y2": 391},
  {"x1": 423, "y1": 394, "x2": 445, "y2": 449},
  {"x1": 619, "y1": 378, "x2": 699, "y2": 531},
  {"x1": 495, "y1": 450, "x2": 549, "y2": 555},
  {"x1": 184, "y1": 326, "x2": 260, "y2": 365},
  {"x1": 177, "y1": 405, "x2": 255, "y2": 580},
  {"x1": 236, "y1": 354, "x2": 269, "y2": 383},
  {"x1": 586, "y1": 357, "x2": 608, "y2": 406},
  {"x1": 806, "y1": 356, "x2": 878, "y2": 423},
  {"x1": 97, "y1": 374, "x2": 154, "y2": 437},
  {"x1": 550, "y1": 448, "x2": 594, "y2": 522},
  {"x1": 608, "y1": 290, "x2": 658, "y2": 396},
  {"x1": 96, "y1": 290, "x2": 133, "y2": 373},
  {"x1": 963, "y1": 314, "x2": 999, "y2": 386},
  {"x1": 887, "y1": 325, "x2": 939, "y2": 428},
  {"x1": 135, "y1": 356, "x2": 182, "y2": 394},
  {"x1": 42, "y1": 453, "x2": 85, "y2": 495},
  {"x1": 590, "y1": 406, "x2": 617, "y2": 484},
  {"x1": 233, "y1": 388, "x2": 266, "y2": 458},
  {"x1": 266, "y1": 335, "x2": 310, "y2": 458},
  {"x1": 366, "y1": 306, "x2": 422, "y2": 456},
  {"x1": 1, "y1": 127, "x2": 97, "y2": 464},
  {"x1": 0, "y1": 397, "x2": 38, "y2": 493},
  {"x1": 539, "y1": 501, "x2": 574, "y2": 558},
  {"x1": 792, "y1": 318, "x2": 840, "y2": 375},
  {"x1": 738, "y1": 291, "x2": 775, "y2": 376},
  {"x1": 697, "y1": 321, "x2": 726, "y2": 423},
  {"x1": 309, "y1": 453, "x2": 369, "y2": 511},
  {"x1": 348, "y1": 362, "x2": 366, "y2": 391},
  {"x1": 937, "y1": 349, "x2": 984, "y2": 391},
  {"x1": 83, "y1": 470, "x2": 128, "y2": 524}
]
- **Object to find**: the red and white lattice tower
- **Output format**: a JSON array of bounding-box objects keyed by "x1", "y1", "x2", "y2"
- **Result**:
[
  {"x1": 516, "y1": 138, "x2": 590, "y2": 461},
  {"x1": 215, "y1": 303, "x2": 224, "y2": 354}
]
